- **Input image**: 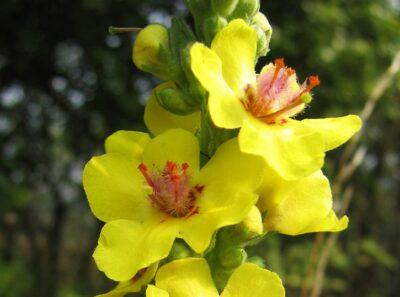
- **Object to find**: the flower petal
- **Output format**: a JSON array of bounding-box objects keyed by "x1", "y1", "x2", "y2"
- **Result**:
[
  {"x1": 178, "y1": 139, "x2": 262, "y2": 252},
  {"x1": 258, "y1": 168, "x2": 347, "y2": 235},
  {"x1": 239, "y1": 116, "x2": 325, "y2": 180},
  {"x1": 179, "y1": 186, "x2": 258, "y2": 253},
  {"x1": 155, "y1": 258, "x2": 219, "y2": 297},
  {"x1": 146, "y1": 285, "x2": 170, "y2": 297},
  {"x1": 83, "y1": 153, "x2": 153, "y2": 222},
  {"x1": 142, "y1": 129, "x2": 200, "y2": 174},
  {"x1": 221, "y1": 263, "x2": 285, "y2": 297},
  {"x1": 144, "y1": 84, "x2": 200, "y2": 136},
  {"x1": 93, "y1": 218, "x2": 179, "y2": 281},
  {"x1": 300, "y1": 115, "x2": 362, "y2": 151},
  {"x1": 105, "y1": 131, "x2": 150, "y2": 160},
  {"x1": 198, "y1": 138, "x2": 264, "y2": 191},
  {"x1": 96, "y1": 263, "x2": 158, "y2": 297},
  {"x1": 242, "y1": 206, "x2": 263, "y2": 235},
  {"x1": 190, "y1": 43, "x2": 245, "y2": 129},
  {"x1": 211, "y1": 19, "x2": 257, "y2": 94}
]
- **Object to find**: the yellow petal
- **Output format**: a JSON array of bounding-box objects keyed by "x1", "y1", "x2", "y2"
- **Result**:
[
  {"x1": 258, "y1": 168, "x2": 347, "y2": 235},
  {"x1": 198, "y1": 138, "x2": 264, "y2": 190},
  {"x1": 146, "y1": 285, "x2": 170, "y2": 297},
  {"x1": 190, "y1": 42, "x2": 245, "y2": 129},
  {"x1": 144, "y1": 84, "x2": 200, "y2": 136},
  {"x1": 304, "y1": 212, "x2": 349, "y2": 233},
  {"x1": 211, "y1": 19, "x2": 257, "y2": 94},
  {"x1": 105, "y1": 130, "x2": 150, "y2": 160},
  {"x1": 83, "y1": 153, "x2": 153, "y2": 222},
  {"x1": 221, "y1": 263, "x2": 285, "y2": 297},
  {"x1": 94, "y1": 218, "x2": 179, "y2": 281},
  {"x1": 239, "y1": 116, "x2": 325, "y2": 180},
  {"x1": 142, "y1": 129, "x2": 200, "y2": 174},
  {"x1": 97, "y1": 263, "x2": 159, "y2": 297},
  {"x1": 155, "y1": 258, "x2": 219, "y2": 297},
  {"x1": 179, "y1": 186, "x2": 258, "y2": 253},
  {"x1": 300, "y1": 115, "x2": 362, "y2": 151}
]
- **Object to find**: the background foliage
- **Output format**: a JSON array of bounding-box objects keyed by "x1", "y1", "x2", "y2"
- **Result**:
[{"x1": 0, "y1": 0, "x2": 399, "y2": 296}]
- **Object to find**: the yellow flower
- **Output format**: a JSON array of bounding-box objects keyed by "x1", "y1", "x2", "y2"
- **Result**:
[
  {"x1": 190, "y1": 19, "x2": 361, "y2": 180},
  {"x1": 83, "y1": 129, "x2": 263, "y2": 281},
  {"x1": 144, "y1": 83, "x2": 200, "y2": 136},
  {"x1": 96, "y1": 263, "x2": 158, "y2": 297},
  {"x1": 258, "y1": 166, "x2": 348, "y2": 235},
  {"x1": 146, "y1": 258, "x2": 285, "y2": 297}
]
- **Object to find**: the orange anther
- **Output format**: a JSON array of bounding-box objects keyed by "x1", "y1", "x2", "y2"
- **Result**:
[
  {"x1": 309, "y1": 75, "x2": 320, "y2": 87},
  {"x1": 138, "y1": 163, "x2": 155, "y2": 187}
]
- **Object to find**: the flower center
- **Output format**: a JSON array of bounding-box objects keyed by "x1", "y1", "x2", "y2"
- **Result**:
[
  {"x1": 241, "y1": 58, "x2": 320, "y2": 124},
  {"x1": 138, "y1": 161, "x2": 204, "y2": 218}
]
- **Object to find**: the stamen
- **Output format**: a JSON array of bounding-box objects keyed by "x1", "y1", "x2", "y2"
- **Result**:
[
  {"x1": 305, "y1": 75, "x2": 320, "y2": 92},
  {"x1": 182, "y1": 163, "x2": 189, "y2": 172},
  {"x1": 286, "y1": 67, "x2": 295, "y2": 76},
  {"x1": 138, "y1": 161, "x2": 202, "y2": 218},
  {"x1": 138, "y1": 163, "x2": 154, "y2": 187},
  {"x1": 269, "y1": 58, "x2": 286, "y2": 88}
]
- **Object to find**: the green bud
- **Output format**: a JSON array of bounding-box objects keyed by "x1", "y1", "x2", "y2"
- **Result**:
[
  {"x1": 229, "y1": 0, "x2": 260, "y2": 20},
  {"x1": 132, "y1": 24, "x2": 170, "y2": 79},
  {"x1": 254, "y1": 26, "x2": 269, "y2": 57},
  {"x1": 219, "y1": 248, "x2": 247, "y2": 268},
  {"x1": 246, "y1": 256, "x2": 266, "y2": 268},
  {"x1": 252, "y1": 13, "x2": 273, "y2": 57},
  {"x1": 253, "y1": 12, "x2": 272, "y2": 32},
  {"x1": 211, "y1": 0, "x2": 239, "y2": 16},
  {"x1": 203, "y1": 15, "x2": 228, "y2": 45},
  {"x1": 168, "y1": 241, "x2": 191, "y2": 261},
  {"x1": 155, "y1": 86, "x2": 199, "y2": 115}
]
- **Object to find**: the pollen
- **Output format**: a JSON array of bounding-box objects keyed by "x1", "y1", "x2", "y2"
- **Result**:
[
  {"x1": 242, "y1": 58, "x2": 320, "y2": 124},
  {"x1": 138, "y1": 161, "x2": 203, "y2": 218}
]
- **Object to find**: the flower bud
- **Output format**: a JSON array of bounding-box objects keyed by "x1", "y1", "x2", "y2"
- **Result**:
[
  {"x1": 253, "y1": 12, "x2": 272, "y2": 32},
  {"x1": 252, "y1": 12, "x2": 273, "y2": 57},
  {"x1": 168, "y1": 241, "x2": 191, "y2": 261},
  {"x1": 246, "y1": 256, "x2": 266, "y2": 268},
  {"x1": 155, "y1": 85, "x2": 199, "y2": 115},
  {"x1": 211, "y1": 0, "x2": 239, "y2": 16},
  {"x1": 229, "y1": 0, "x2": 260, "y2": 20},
  {"x1": 203, "y1": 15, "x2": 228, "y2": 44},
  {"x1": 132, "y1": 24, "x2": 169, "y2": 79},
  {"x1": 219, "y1": 248, "x2": 247, "y2": 268}
]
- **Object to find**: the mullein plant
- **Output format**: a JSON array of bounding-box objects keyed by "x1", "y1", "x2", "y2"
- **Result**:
[{"x1": 83, "y1": 0, "x2": 362, "y2": 296}]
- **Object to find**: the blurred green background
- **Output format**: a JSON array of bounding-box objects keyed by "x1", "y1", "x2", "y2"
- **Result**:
[{"x1": 0, "y1": 0, "x2": 399, "y2": 296}]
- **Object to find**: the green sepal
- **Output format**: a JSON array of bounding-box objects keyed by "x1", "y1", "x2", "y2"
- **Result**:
[
  {"x1": 218, "y1": 248, "x2": 247, "y2": 268},
  {"x1": 169, "y1": 17, "x2": 196, "y2": 58},
  {"x1": 155, "y1": 85, "x2": 199, "y2": 115},
  {"x1": 202, "y1": 15, "x2": 228, "y2": 45}
]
